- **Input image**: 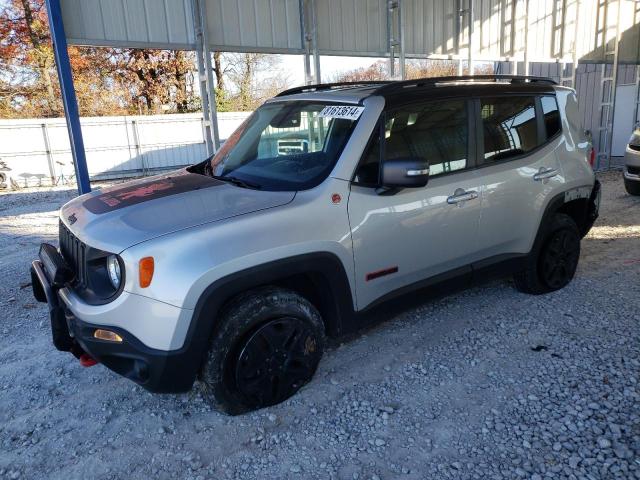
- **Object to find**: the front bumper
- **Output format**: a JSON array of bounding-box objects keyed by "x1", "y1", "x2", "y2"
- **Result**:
[{"x1": 31, "y1": 252, "x2": 197, "y2": 393}]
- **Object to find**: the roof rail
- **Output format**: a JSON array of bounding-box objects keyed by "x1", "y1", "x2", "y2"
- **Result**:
[
  {"x1": 275, "y1": 80, "x2": 392, "y2": 97},
  {"x1": 373, "y1": 74, "x2": 557, "y2": 95},
  {"x1": 274, "y1": 75, "x2": 556, "y2": 99}
]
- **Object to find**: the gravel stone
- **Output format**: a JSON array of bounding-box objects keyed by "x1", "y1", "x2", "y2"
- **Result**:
[{"x1": 0, "y1": 172, "x2": 638, "y2": 479}]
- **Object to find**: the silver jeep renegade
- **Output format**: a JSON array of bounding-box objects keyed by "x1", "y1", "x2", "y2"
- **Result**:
[{"x1": 32, "y1": 75, "x2": 600, "y2": 414}]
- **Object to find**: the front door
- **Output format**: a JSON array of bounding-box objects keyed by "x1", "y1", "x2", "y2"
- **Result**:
[{"x1": 347, "y1": 98, "x2": 483, "y2": 309}]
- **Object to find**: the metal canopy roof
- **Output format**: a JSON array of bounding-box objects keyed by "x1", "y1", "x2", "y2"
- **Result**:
[{"x1": 59, "y1": 0, "x2": 640, "y2": 64}]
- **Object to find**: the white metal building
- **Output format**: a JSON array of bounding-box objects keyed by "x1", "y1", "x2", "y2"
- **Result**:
[{"x1": 42, "y1": 0, "x2": 640, "y2": 192}]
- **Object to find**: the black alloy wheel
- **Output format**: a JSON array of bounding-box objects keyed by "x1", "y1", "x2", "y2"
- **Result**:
[
  {"x1": 200, "y1": 287, "x2": 325, "y2": 415},
  {"x1": 514, "y1": 213, "x2": 581, "y2": 295},
  {"x1": 234, "y1": 317, "x2": 320, "y2": 407},
  {"x1": 539, "y1": 227, "x2": 580, "y2": 290}
]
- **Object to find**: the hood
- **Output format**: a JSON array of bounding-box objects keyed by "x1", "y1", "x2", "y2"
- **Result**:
[{"x1": 60, "y1": 169, "x2": 295, "y2": 253}]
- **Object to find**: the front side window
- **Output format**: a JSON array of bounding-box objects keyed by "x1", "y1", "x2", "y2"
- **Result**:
[
  {"x1": 353, "y1": 99, "x2": 468, "y2": 184},
  {"x1": 481, "y1": 97, "x2": 539, "y2": 162},
  {"x1": 207, "y1": 101, "x2": 360, "y2": 190},
  {"x1": 541, "y1": 96, "x2": 561, "y2": 139}
]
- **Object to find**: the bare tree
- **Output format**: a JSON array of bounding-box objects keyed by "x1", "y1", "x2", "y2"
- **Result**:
[
  {"x1": 331, "y1": 59, "x2": 493, "y2": 83},
  {"x1": 216, "y1": 53, "x2": 289, "y2": 111}
]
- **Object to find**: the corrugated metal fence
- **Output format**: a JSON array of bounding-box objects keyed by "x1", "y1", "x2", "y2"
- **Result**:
[{"x1": 0, "y1": 112, "x2": 250, "y2": 187}]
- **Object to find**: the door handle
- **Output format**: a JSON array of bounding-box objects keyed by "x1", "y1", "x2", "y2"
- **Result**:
[
  {"x1": 533, "y1": 167, "x2": 559, "y2": 181},
  {"x1": 447, "y1": 189, "x2": 479, "y2": 204}
]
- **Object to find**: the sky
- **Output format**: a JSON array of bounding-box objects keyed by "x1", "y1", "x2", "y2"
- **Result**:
[{"x1": 279, "y1": 54, "x2": 384, "y2": 85}]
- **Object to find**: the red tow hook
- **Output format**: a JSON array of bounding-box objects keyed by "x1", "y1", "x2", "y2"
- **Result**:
[{"x1": 79, "y1": 354, "x2": 98, "y2": 367}]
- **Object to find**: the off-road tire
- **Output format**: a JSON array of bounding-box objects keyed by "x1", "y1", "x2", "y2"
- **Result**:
[
  {"x1": 624, "y1": 176, "x2": 640, "y2": 196},
  {"x1": 514, "y1": 213, "x2": 581, "y2": 295},
  {"x1": 200, "y1": 286, "x2": 324, "y2": 415}
]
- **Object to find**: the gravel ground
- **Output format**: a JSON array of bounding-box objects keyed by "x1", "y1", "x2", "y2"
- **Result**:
[{"x1": 0, "y1": 171, "x2": 638, "y2": 480}]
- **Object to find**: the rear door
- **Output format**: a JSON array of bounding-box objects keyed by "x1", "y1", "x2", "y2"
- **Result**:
[
  {"x1": 473, "y1": 94, "x2": 566, "y2": 259},
  {"x1": 347, "y1": 98, "x2": 484, "y2": 309}
]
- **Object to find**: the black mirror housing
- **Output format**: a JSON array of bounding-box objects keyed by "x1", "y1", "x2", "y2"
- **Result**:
[{"x1": 380, "y1": 157, "x2": 429, "y2": 189}]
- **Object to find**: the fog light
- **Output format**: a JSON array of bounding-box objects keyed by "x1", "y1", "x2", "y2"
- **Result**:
[{"x1": 94, "y1": 329, "x2": 123, "y2": 343}]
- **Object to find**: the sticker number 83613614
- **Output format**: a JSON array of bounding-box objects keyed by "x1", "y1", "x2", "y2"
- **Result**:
[{"x1": 318, "y1": 105, "x2": 365, "y2": 120}]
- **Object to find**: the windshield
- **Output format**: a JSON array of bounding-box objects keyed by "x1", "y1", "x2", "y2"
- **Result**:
[{"x1": 206, "y1": 101, "x2": 362, "y2": 191}]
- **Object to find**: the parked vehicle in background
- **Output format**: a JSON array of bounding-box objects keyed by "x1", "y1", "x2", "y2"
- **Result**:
[
  {"x1": 31, "y1": 75, "x2": 600, "y2": 414},
  {"x1": 624, "y1": 128, "x2": 640, "y2": 195}
]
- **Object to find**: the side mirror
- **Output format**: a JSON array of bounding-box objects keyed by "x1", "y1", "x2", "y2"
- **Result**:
[{"x1": 380, "y1": 157, "x2": 429, "y2": 190}]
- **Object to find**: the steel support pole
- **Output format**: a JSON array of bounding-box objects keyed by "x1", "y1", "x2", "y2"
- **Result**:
[
  {"x1": 570, "y1": 0, "x2": 581, "y2": 87},
  {"x1": 192, "y1": 0, "x2": 219, "y2": 154},
  {"x1": 523, "y1": 0, "x2": 530, "y2": 75},
  {"x1": 310, "y1": 0, "x2": 321, "y2": 83},
  {"x1": 457, "y1": 0, "x2": 465, "y2": 75},
  {"x1": 604, "y1": 0, "x2": 622, "y2": 168},
  {"x1": 300, "y1": 0, "x2": 315, "y2": 85},
  {"x1": 387, "y1": 0, "x2": 404, "y2": 79},
  {"x1": 44, "y1": 0, "x2": 91, "y2": 194},
  {"x1": 194, "y1": 40, "x2": 214, "y2": 155},
  {"x1": 387, "y1": 0, "x2": 395, "y2": 78},
  {"x1": 398, "y1": 0, "x2": 405, "y2": 80},
  {"x1": 200, "y1": 1, "x2": 220, "y2": 151},
  {"x1": 468, "y1": 0, "x2": 474, "y2": 75}
]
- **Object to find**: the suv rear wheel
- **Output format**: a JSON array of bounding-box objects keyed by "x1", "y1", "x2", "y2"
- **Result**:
[
  {"x1": 514, "y1": 213, "x2": 581, "y2": 295},
  {"x1": 200, "y1": 286, "x2": 324, "y2": 415}
]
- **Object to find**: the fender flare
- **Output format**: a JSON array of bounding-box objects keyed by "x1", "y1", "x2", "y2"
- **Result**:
[
  {"x1": 538, "y1": 181, "x2": 598, "y2": 239},
  {"x1": 176, "y1": 252, "x2": 356, "y2": 389}
]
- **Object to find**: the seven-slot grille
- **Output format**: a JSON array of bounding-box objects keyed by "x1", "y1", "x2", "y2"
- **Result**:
[{"x1": 58, "y1": 220, "x2": 88, "y2": 288}]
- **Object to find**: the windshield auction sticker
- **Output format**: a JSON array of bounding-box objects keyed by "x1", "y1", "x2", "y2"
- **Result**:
[{"x1": 319, "y1": 105, "x2": 365, "y2": 120}]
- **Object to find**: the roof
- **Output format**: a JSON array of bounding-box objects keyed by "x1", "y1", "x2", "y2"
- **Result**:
[{"x1": 273, "y1": 75, "x2": 558, "y2": 105}]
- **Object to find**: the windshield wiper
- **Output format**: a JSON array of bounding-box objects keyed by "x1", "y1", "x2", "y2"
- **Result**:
[{"x1": 211, "y1": 174, "x2": 262, "y2": 190}]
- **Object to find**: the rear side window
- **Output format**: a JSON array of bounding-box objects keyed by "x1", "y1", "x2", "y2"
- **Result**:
[
  {"x1": 481, "y1": 97, "x2": 539, "y2": 162},
  {"x1": 541, "y1": 96, "x2": 561, "y2": 139}
]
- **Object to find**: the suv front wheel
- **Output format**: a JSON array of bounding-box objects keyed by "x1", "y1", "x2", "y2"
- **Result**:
[
  {"x1": 200, "y1": 287, "x2": 325, "y2": 415},
  {"x1": 514, "y1": 213, "x2": 581, "y2": 295}
]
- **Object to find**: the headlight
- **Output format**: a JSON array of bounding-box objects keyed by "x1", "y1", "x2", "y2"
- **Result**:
[{"x1": 106, "y1": 255, "x2": 121, "y2": 290}]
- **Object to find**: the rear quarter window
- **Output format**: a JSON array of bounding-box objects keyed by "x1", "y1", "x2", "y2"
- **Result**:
[{"x1": 541, "y1": 96, "x2": 562, "y2": 139}]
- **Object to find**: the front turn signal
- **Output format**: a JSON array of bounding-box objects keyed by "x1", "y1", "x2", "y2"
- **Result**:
[{"x1": 139, "y1": 257, "x2": 154, "y2": 288}]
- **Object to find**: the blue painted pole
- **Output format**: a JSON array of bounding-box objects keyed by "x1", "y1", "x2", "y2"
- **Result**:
[{"x1": 45, "y1": 0, "x2": 91, "y2": 194}]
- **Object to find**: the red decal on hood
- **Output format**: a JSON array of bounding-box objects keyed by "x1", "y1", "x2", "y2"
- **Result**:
[{"x1": 83, "y1": 173, "x2": 223, "y2": 214}]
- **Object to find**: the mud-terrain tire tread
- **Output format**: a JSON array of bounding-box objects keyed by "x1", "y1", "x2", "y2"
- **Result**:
[{"x1": 199, "y1": 286, "x2": 324, "y2": 415}]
